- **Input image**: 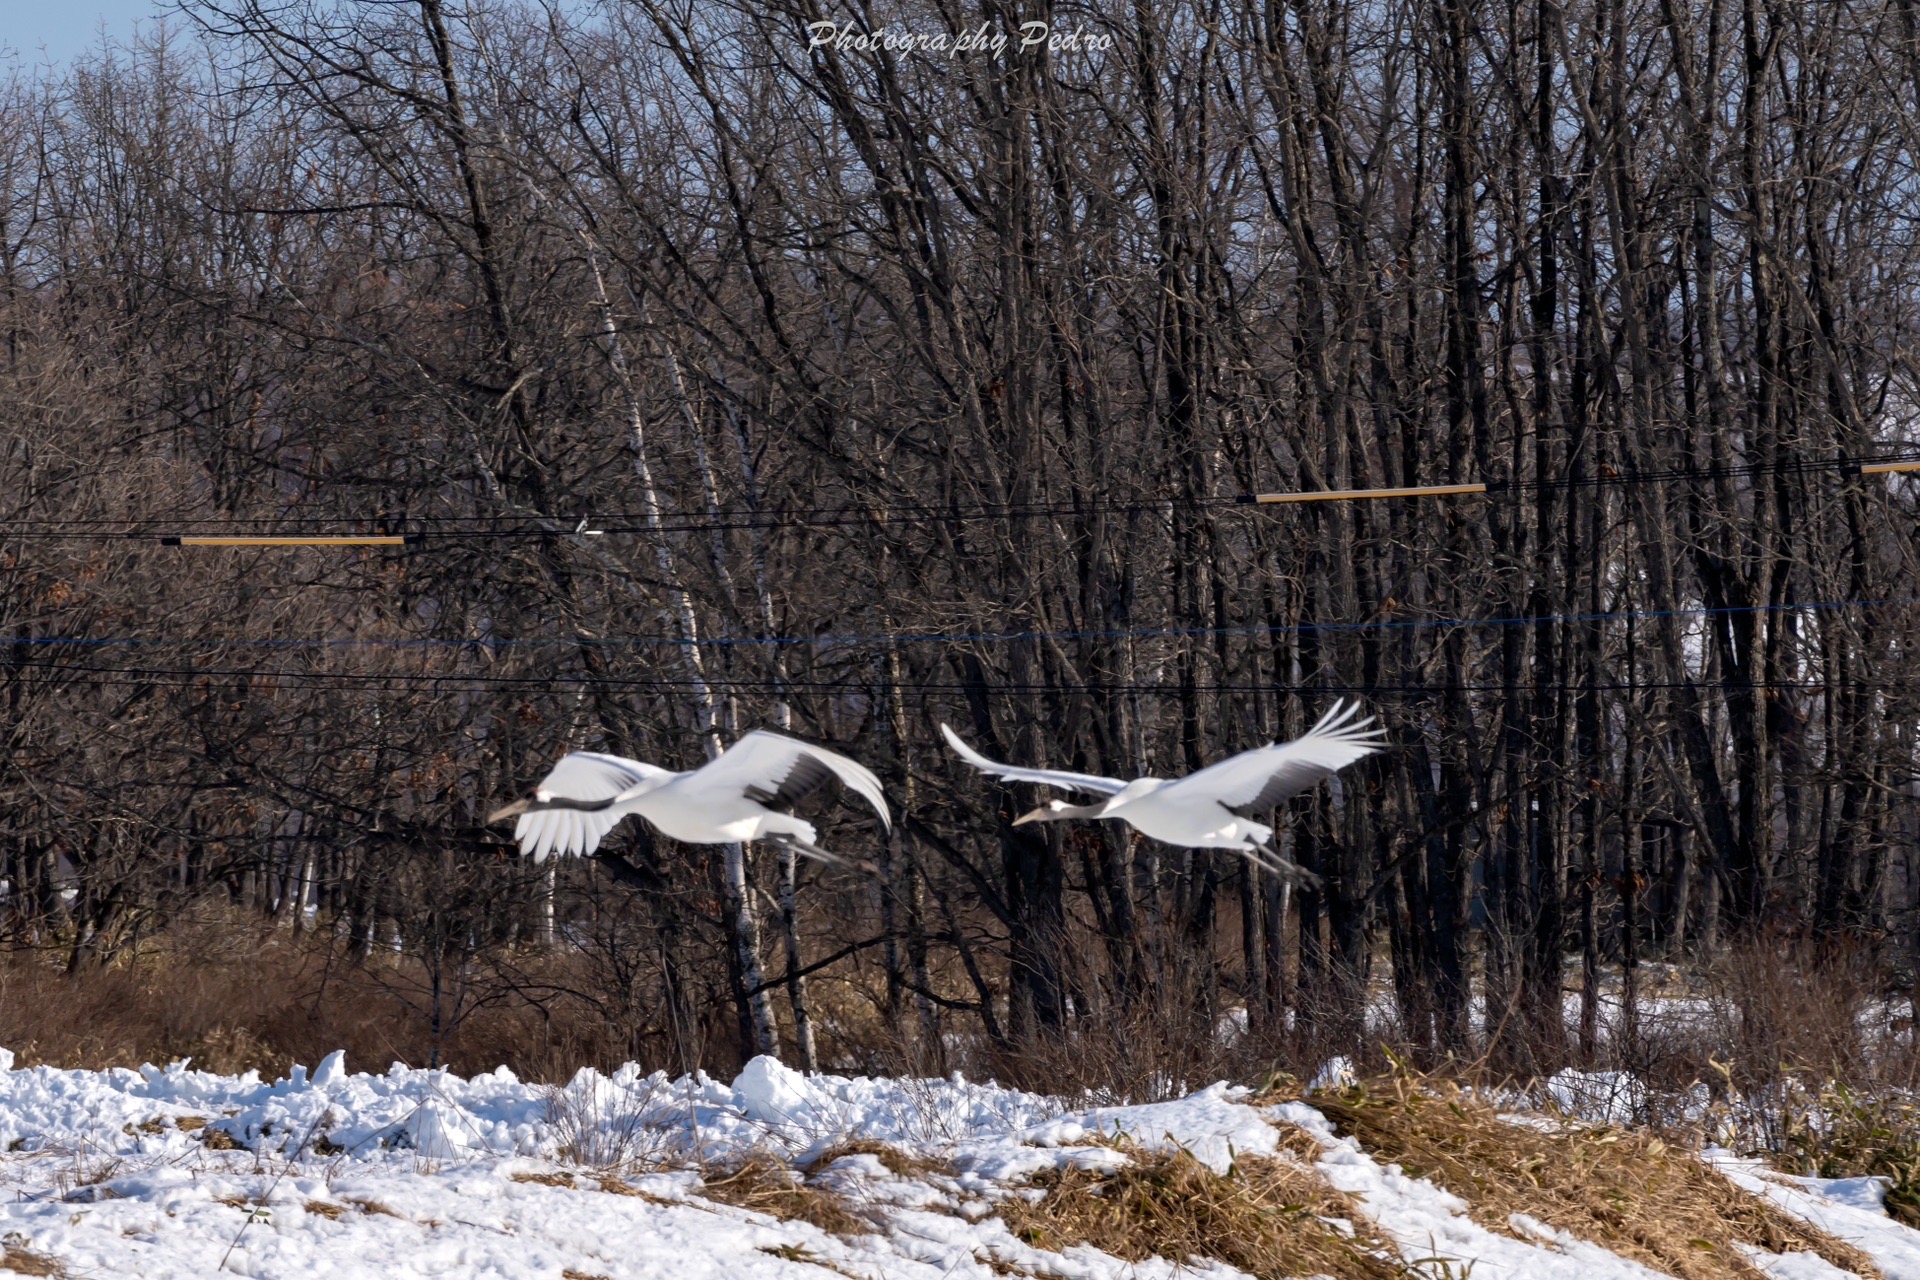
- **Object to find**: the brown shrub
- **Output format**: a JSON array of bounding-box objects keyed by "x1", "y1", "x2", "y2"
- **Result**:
[{"x1": 0, "y1": 909, "x2": 655, "y2": 1081}]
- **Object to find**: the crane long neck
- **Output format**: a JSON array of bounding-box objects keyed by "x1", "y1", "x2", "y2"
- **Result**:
[{"x1": 1016, "y1": 799, "x2": 1110, "y2": 825}]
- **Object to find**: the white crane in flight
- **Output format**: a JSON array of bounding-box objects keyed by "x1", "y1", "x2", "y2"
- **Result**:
[
  {"x1": 940, "y1": 700, "x2": 1386, "y2": 884},
  {"x1": 488, "y1": 730, "x2": 890, "y2": 865}
]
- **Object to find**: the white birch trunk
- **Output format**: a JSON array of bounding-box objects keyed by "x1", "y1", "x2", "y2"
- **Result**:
[{"x1": 585, "y1": 243, "x2": 776, "y2": 1057}]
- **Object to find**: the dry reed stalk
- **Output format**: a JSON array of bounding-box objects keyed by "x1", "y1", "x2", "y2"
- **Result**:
[{"x1": 1312, "y1": 1074, "x2": 1881, "y2": 1280}]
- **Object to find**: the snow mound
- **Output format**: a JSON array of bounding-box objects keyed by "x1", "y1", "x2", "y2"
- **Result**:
[{"x1": 0, "y1": 1051, "x2": 1907, "y2": 1279}]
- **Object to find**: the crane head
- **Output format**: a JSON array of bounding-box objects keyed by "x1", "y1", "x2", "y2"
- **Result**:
[{"x1": 1012, "y1": 799, "x2": 1073, "y2": 826}]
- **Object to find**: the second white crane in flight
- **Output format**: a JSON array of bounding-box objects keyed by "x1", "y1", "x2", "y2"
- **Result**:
[
  {"x1": 941, "y1": 699, "x2": 1386, "y2": 883},
  {"x1": 488, "y1": 730, "x2": 890, "y2": 864}
]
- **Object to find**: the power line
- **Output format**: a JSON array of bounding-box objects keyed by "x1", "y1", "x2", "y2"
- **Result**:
[
  {"x1": 1248, "y1": 482, "x2": 1490, "y2": 504},
  {"x1": 0, "y1": 591, "x2": 1907, "y2": 652},
  {"x1": 0, "y1": 664, "x2": 1895, "y2": 700},
  {"x1": 1242, "y1": 453, "x2": 1920, "y2": 505},
  {"x1": 0, "y1": 449, "x2": 1913, "y2": 543}
]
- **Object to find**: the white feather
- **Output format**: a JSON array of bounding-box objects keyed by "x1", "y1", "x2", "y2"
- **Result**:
[{"x1": 938, "y1": 724, "x2": 1130, "y2": 796}]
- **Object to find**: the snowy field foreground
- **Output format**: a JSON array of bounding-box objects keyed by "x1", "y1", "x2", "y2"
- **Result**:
[{"x1": 0, "y1": 1051, "x2": 1911, "y2": 1278}]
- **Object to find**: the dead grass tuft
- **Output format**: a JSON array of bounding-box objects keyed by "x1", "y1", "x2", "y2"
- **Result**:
[
  {"x1": 754, "y1": 1244, "x2": 858, "y2": 1274},
  {"x1": 1313, "y1": 1073, "x2": 1882, "y2": 1280},
  {"x1": 807, "y1": 1139, "x2": 951, "y2": 1180},
  {"x1": 996, "y1": 1145, "x2": 1409, "y2": 1280},
  {"x1": 509, "y1": 1168, "x2": 674, "y2": 1203},
  {"x1": 198, "y1": 1127, "x2": 241, "y2": 1151},
  {"x1": 561, "y1": 1271, "x2": 613, "y2": 1280},
  {"x1": 593, "y1": 1175, "x2": 670, "y2": 1202},
  {"x1": 303, "y1": 1200, "x2": 346, "y2": 1219},
  {"x1": 340, "y1": 1197, "x2": 399, "y2": 1218},
  {"x1": 698, "y1": 1157, "x2": 871, "y2": 1236},
  {"x1": 0, "y1": 1245, "x2": 64, "y2": 1277}
]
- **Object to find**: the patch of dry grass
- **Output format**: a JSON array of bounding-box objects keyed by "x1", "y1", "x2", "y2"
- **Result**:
[
  {"x1": 592, "y1": 1175, "x2": 670, "y2": 1201},
  {"x1": 340, "y1": 1197, "x2": 400, "y2": 1218},
  {"x1": 0, "y1": 1245, "x2": 64, "y2": 1277},
  {"x1": 697, "y1": 1157, "x2": 871, "y2": 1236},
  {"x1": 754, "y1": 1244, "x2": 859, "y2": 1275},
  {"x1": 806, "y1": 1138, "x2": 952, "y2": 1180},
  {"x1": 510, "y1": 1168, "x2": 673, "y2": 1203},
  {"x1": 0, "y1": 908, "x2": 652, "y2": 1082},
  {"x1": 1313, "y1": 1073, "x2": 1881, "y2": 1280},
  {"x1": 996, "y1": 1141, "x2": 1410, "y2": 1280}
]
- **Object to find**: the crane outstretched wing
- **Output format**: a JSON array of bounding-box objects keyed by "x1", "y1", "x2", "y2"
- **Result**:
[
  {"x1": 939, "y1": 724, "x2": 1130, "y2": 796},
  {"x1": 688, "y1": 730, "x2": 892, "y2": 830},
  {"x1": 1159, "y1": 700, "x2": 1387, "y2": 815},
  {"x1": 505, "y1": 751, "x2": 673, "y2": 860}
]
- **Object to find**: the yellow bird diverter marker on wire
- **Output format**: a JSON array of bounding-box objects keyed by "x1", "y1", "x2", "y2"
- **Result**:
[
  {"x1": 1850, "y1": 460, "x2": 1920, "y2": 477},
  {"x1": 160, "y1": 535, "x2": 424, "y2": 547},
  {"x1": 1240, "y1": 481, "x2": 1494, "y2": 505}
]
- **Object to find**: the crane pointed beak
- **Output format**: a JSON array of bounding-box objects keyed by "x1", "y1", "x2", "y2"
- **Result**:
[
  {"x1": 1011, "y1": 807, "x2": 1046, "y2": 827},
  {"x1": 488, "y1": 799, "x2": 531, "y2": 823}
]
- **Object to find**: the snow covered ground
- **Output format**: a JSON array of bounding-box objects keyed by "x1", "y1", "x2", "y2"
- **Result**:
[{"x1": 0, "y1": 1049, "x2": 1909, "y2": 1278}]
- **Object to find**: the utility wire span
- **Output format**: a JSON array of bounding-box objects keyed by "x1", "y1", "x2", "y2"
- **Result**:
[
  {"x1": 1247, "y1": 482, "x2": 1489, "y2": 504},
  {"x1": 0, "y1": 662, "x2": 1896, "y2": 700},
  {"x1": 0, "y1": 449, "x2": 1912, "y2": 543},
  {"x1": 0, "y1": 591, "x2": 1909, "y2": 653},
  {"x1": 1242, "y1": 451, "x2": 1920, "y2": 505}
]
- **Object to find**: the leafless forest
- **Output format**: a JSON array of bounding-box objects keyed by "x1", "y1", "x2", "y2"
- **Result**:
[{"x1": 0, "y1": 0, "x2": 1918, "y2": 1088}]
